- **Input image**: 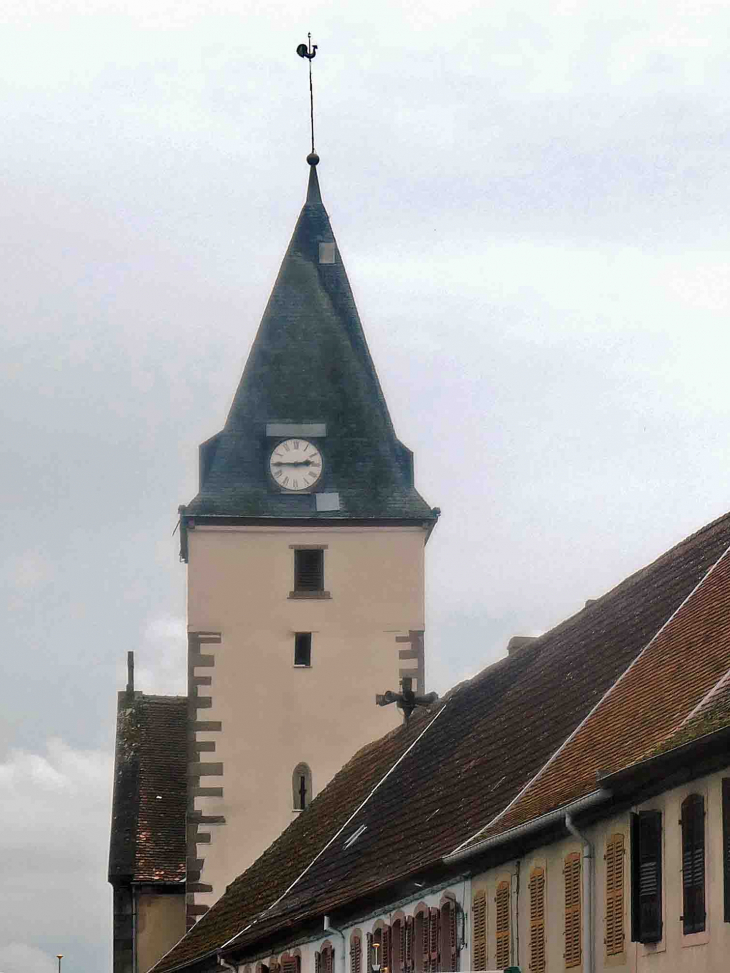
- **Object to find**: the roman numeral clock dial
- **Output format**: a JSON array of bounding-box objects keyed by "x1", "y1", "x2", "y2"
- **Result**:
[{"x1": 269, "y1": 439, "x2": 323, "y2": 492}]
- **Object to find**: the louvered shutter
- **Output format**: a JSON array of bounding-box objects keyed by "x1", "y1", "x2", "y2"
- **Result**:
[
  {"x1": 395, "y1": 920, "x2": 404, "y2": 973},
  {"x1": 630, "y1": 811, "x2": 663, "y2": 943},
  {"x1": 605, "y1": 834, "x2": 625, "y2": 955},
  {"x1": 471, "y1": 890, "x2": 487, "y2": 971},
  {"x1": 382, "y1": 925, "x2": 391, "y2": 973},
  {"x1": 405, "y1": 917, "x2": 413, "y2": 973},
  {"x1": 325, "y1": 946, "x2": 334, "y2": 973},
  {"x1": 294, "y1": 549, "x2": 324, "y2": 591},
  {"x1": 681, "y1": 795, "x2": 706, "y2": 934},
  {"x1": 427, "y1": 909, "x2": 439, "y2": 972},
  {"x1": 722, "y1": 777, "x2": 730, "y2": 922},
  {"x1": 529, "y1": 867, "x2": 546, "y2": 973},
  {"x1": 315, "y1": 953, "x2": 322, "y2": 973},
  {"x1": 281, "y1": 956, "x2": 298, "y2": 973},
  {"x1": 564, "y1": 852, "x2": 581, "y2": 968},
  {"x1": 495, "y1": 881, "x2": 510, "y2": 970},
  {"x1": 351, "y1": 936, "x2": 362, "y2": 973}
]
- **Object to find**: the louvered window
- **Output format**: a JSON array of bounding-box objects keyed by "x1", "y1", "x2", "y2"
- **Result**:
[
  {"x1": 350, "y1": 934, "x2": 362, "y2": 973},
  {"x1": 471, "y1": 890, "x2": 487, "y2": 971},
  {"x1": 294, "y1": 548, "x2": 324, "y2": 591},
  {"x1": 722, "y1": 777, "x2": 730, "y2": 922},
  {"x1": 529, "y1": 867, "x2": 546, "y2": 973},
  {"x1": 495, "y1": 881, "x2": 510, "y2": 970},
  {"x1": 405, "y1": 916, "x2": 414, "y2": 973},
  {"x1": 631, "y1": 811, "x2": 663, "y2": 943},
  {"x1": 605, "y1": 833, "x2": 626, "y2": 955},
  {"x1": 370, "y1": 926, "x2": 389, "y2": 972},
  {"x1": 319, "y1": 944, "x2": 334, "y2": 973},
  {"x1": 681, "y1": 794, "x2": 706, "y2": 934},
  {"x1": 564, "y1": 852, "x2": 582, "y2": 968},
  {"x1": 428, "y1": 908, "x2": 440, "y2": 972},
  {"x1": 281, "y1": 955, "x2": 300, "y2": 973}
]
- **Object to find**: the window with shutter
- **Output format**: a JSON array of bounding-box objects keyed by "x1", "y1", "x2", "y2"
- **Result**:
[
  {"x1": 321, "y1": 944, "x2": 334, "y2": 973},
  {"x1": 681, "y1": 794, "x2": 706, "y2": 934},
  {"x1": 724, "y1": 780, "x2": 730, "y2": 923},
  {"x1": 316, "y1": 953, "x2": 322, "y2": 973},
  {"x1": 428, "y1": 908, "x2": 440, "y2": 972},
  {"x1": 405, "y1": 916, "x2": 414, "y2": 973},
  {"x1": 529, "y1": 866, "x2": 546, "y2": 973},
  {"x1": 414, "y1": 911, "x2": 427, "y2": 973},
  {"x1": 605, "y1": 833, "x2": 626, "y2": 956},
  {"x1": 495, "y1": 880, "x2": 510, "y2": 970},
  {"x1": 351, "y1": 935, "x2": 362, "y2": 973},
  {"x1": 281, "y1": 954, "x2": 299, "y2": 973},
  {"x1": 564, "y1": 852, "x2": 582, "y2": 968},
  {"x1": 630, "y1": 811, "x2": 663, "y2": 943},
  {"x1": 294, "y1": 549, "x2": 324, "y2": 592},
  {"x1": 392, "y1": 919, "x2": 403, "y2": 973},
  {"x1": 471, "y1": 890, "x2": 487, "y2": 972},
  {"x1": 382, "y1": 924, "x2": 391, "y2": 973}
]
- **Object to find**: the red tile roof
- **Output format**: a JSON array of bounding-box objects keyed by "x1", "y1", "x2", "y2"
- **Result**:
[
  {"x1": 152, "y1": 509, "x2": 730, "y2": 973},
  {"x1": 109, "y1": 693, "x2": 188, "y2": 885}
]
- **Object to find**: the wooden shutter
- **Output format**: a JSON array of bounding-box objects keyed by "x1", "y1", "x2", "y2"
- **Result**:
[
  {"x1": 681, "y1": 794, "x2": 706, "y2": 934},
  {"x1": 315, "y1": 953, "x2": 322, "y2": 973},
  {"x1": 631, "y1": 811, "x2": 663, "y2": 943},
  {"x1": 367, "y1": 933, "x2": 374, "y2": 971},
  {"x1": 295, "y1": 549, "x2": 324, "y2": 591},
  {"x1": 564, "y1": 852, "x2": 581, "y2": 968},
  {"x1": 324, "y1": 945, "x2": 334, "y2": 973},
  {"x1": 351, "y1": 936, "x2": 362, "y2": 973},
  {"x1": 404, "y1": 917, "x2": 413, "y2": 973},
  {"x1": 281, "y1": 956, "x2": 298, "y2": 973},
  {"x1": 722, "y1": 777, "x2": 730, "y2": 922},
  {"x1": 472, "y1": 890, "x2": 487, "y2": 971},
  {"x1": 382, "y1": 925, "x2": 391, "y2": 973},
  {"x1": 428, "y1": 909, "x2": 440, "y2": 972},
  {"x1": 495, "y1": 880, "x2": 510, "y2": 970},
  {"x1": 394, "y1": 919, "x2": 404, "y2": 973},
  {"x1": 529, "y1": 867, "x2": 546, "y2": 973},
  {"x1": 605, "y1": 833, "x2": 625, "y2": 955}
]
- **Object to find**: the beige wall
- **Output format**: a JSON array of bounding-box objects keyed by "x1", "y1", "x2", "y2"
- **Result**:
[
  {"x1": 187, "y1": 524, "x2": 427, "y2": 912},
  {"x1": 136, "y1": 892, "x2": 186, "y2": 973},
  {"x1": 469, "y1": 767, "x2": 730, "y2": 973}
]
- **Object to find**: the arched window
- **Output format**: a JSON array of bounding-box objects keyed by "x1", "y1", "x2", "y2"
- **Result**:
[
  {"x1": 439, "y1": 897, "x2": 458, "y2": 972},
  {"x1": 681, "y1": 794, "x2": 706, "y2": 934},
  {"x1": 281, "y1": 954, "x2": 300, "y2": 973},
  {"x1": 292, "y1": 763, "x2": 312, "y2": 810},
  {"x1": 350, "y1": 931, "x2": 362, "y2": 973},
  {"x1": 391, "y1": 916, "x2": 404, "y2": 973},
  {"x1": 316, "y1": 942, "x2": 335, "y2": 973},
  {"x1": 369, "y1": 921, "x2": 390, "y2": 973}
]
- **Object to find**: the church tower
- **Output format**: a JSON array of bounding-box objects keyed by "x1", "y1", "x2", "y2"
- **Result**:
[{"x1": 179, "y1": 154, "x2": 437, "y2": 926}]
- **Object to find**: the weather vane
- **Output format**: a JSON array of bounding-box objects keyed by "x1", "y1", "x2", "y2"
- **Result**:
[{"x1": 296, "y1": 34, "x2": 318, "y2": 159}]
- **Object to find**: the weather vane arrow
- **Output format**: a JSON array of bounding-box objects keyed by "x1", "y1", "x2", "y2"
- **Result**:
[{"x1": 297, "y1": 33, "x2": 318, "y2": 159}]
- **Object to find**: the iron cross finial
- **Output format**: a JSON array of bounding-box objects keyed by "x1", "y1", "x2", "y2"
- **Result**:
[{"x1": 376, "y1": 676, "x2": 439, "y2": 722}]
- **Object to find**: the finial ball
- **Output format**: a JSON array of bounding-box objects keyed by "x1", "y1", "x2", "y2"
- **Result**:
[{"x1": 307, "y1": 152, "x2": 320, "y2": 166}]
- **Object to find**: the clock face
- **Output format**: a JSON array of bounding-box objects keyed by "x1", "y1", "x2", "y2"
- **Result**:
[{"x1": 269, "y1": 439, "x2": 323, "y2": 492}]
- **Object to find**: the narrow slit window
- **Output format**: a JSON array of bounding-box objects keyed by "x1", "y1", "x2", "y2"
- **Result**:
[
  {"x1": 294, "y1": 549, "x2": 324, "y2": 592},
  {"x1": 319, "y1": 242, "x2": 336, "y2": 264},
  {"x1": 294, "y1": 633, "x2": 312, "y2": 667},
  {"x1": 292, "y1": 762, "x2": 312, "y2": 811}
]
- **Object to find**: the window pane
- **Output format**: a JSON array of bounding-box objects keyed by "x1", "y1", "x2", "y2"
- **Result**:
[
  {"x1": 295, "y1": 549, "x2": 324, "y2": 591},
  {"x1": 294, "y1": 633, "x2": 312, "y2": 666}
]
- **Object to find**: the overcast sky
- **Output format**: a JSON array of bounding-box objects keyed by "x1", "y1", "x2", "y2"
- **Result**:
[{"x1": 2, "y1": 1, "x2": 729, "y2": 971}]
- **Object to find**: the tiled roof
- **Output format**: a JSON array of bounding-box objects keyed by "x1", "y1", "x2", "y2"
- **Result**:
[
  {"x1": 109, "y1": 693, "x2": 188, "y2": 885},
  {"x1": 152, "y1": 509, "x2": 730, "y2": 973},
  {"x1": 457, "y1": 528, "x2": 730, "y2": 851},
  {"x1": 183, "y1": 162, "x2": 434, "y2": 523}
]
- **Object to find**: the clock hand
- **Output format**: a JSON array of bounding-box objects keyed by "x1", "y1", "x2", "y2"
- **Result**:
[{"x1": 271, "y1": 460, "x2": 315, "y2": 467}]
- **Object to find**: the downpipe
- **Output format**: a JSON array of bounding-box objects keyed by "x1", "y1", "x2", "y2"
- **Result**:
[
  {"x1": 565, "y1": 814, "x2": 594, "y2": 973},
  {"x1": 324, "y1": 915, "x2": 346, "y2": 972}
]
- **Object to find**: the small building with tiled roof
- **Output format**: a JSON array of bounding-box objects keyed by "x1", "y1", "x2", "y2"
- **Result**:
[
  {"x1": 145, "y1": 510, "x2": 730, "y2": 973},
  {"x1": 109, "y1": 677, "x2": 188, "y2": 973}
]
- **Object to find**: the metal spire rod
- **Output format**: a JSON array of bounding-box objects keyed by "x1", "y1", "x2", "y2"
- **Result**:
[{"x1": 296, "y1": 34, "x2": 318, "y2": 155}]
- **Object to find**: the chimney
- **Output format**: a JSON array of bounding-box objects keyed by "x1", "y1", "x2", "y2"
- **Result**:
[
  {"x1": 507, "y1": 636, "x2": 537, "y2": 656},
  {"x1": 126, "y1": 650, "x2": 135, "y2": 699}
]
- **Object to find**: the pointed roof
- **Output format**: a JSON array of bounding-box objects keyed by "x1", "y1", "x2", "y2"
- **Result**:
[{"x1": 185, "y1": 158, "x2": 434, "y2": 522}]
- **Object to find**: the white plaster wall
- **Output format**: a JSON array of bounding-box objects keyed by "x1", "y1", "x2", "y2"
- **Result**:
[
  {"x1": 187, "y1": 524, "x2": 427, "y2": 907},
  {"x1": 136, "y1": 892, "x2": 186, "y2": 973},
  {"x1": 469, "y1": 767, "x2": 730, "y2": 973}
]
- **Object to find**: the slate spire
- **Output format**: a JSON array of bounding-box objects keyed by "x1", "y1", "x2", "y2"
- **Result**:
[{"x1": 184, "y1": 157, "x2": 434, "y2": 523}]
